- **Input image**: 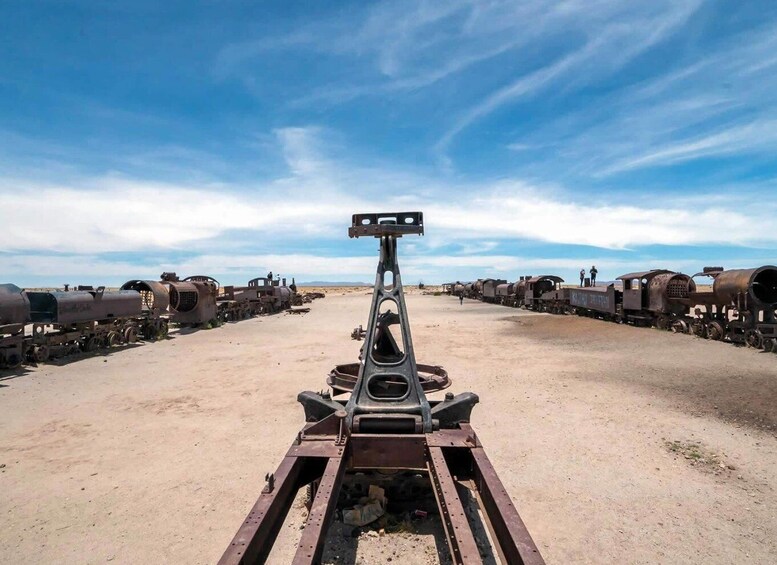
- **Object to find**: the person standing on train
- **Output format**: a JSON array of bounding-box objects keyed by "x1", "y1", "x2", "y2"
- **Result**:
[
  {"x1": 590, "y1": 265, "x2": 598, "y2": 286},
  {"x1": 579, "y1": 269, "x2": 585, "y2": 287}
]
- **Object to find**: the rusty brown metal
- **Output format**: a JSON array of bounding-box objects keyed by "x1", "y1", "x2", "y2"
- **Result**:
[
  {"x1": 218, "y1": 212, "x2": 544, "y2": 564},
  {"x1": 428, "y1": 445, "x2": 481, "y2": 563},
  {"x1": 482, "y1": 279, "x2": 507, "y2": 303},
  {"x1": 27, "y1": 288, "x2": 141, "y2": 325},
  {"x1": 523, "y1": 275, "x2": 564, "y2": 310},
  {"x1": 0, "y1": 284, "x2": 30, "y2": 368},
  {"x1": 162, "y1": 273, "x2": 219, "y2": 326},
  {"x1": 713, "y1": 266, "x2": 777, "y2": 307},
  {"x1": 120, "y1": 280, "x2": 170, "y2": 316},
  {"x1": 327, "y1": 361, "x2": 450, "y2": 395},
  {"x1": 291, "y1": 453, "x2": 347, "y2": 564}
]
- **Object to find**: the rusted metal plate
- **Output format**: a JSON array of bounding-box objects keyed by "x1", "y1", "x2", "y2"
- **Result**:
[
  {"x1": 349, "y1": 434, "x2": 427, "y2": 470},
  {"x1": 287, "y1": 439, "x2": 345, "y2": 458},
  {"x1": 428, "y1": 446, "x2": 481, "y2": 564},
  {"x1": 426, "y1": 428, "x2": 480, "y2": 448}
]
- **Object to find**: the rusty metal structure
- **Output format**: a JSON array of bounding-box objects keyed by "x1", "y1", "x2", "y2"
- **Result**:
[
  {"x1": 481, "y1": 278, "x2": 507, "y2": 303},
  {"x1": 160, "y1": 272, "x2": 219, "y2": 327},
  {"x1": 214, "y1": 276, "x2": 295, "y2": 322},
  {"x1": 617, "y1": 270, "x2": 695, "y2": 327},
  {"x1": 23, "y1": 287, "x2": 145, "y2": 362},
  {"x1": 684, "y1": 266, "x2": 777, "y2": 348},
  {"x1": 0, "y1": 268, "x2": 311, "y2": 370},
  {"x1": 452, "y1": 263, "x2": 777, "y2": 355},
  {"x1": 120, "y1": 279, "x2": 171, "y2": 339},
  {"x1": 523, "y1": 275, "x2": 564, "y2": 311},
  {"x1": 218, "y1": 212, "x2": 544, "y2": 564},
  {"x1": 0, "y1": 284, "x2": 30, "y2": 369},
  {"x1": 246, "y1": 276, "x2": 293, "y2": 314}
]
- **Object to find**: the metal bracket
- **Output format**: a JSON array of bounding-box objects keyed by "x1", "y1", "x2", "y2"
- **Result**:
[
  {"x1": 348, "y1": 212, "x2": 424, "y2": 238},
  {"x1": 344, "y1": 212, "x2": 432, "y2": 433}
]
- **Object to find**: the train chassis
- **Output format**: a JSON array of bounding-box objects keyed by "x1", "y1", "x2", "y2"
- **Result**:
[{"x1": 24, "y1": 317, "x2": 169, "y2": 364}]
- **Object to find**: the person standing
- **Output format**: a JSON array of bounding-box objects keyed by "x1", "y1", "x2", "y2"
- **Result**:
[
  {"x1": 459, "y1": 294, "x2": 464, "y2": 305},
  {"x1": 579, "y1": 268, "x2": 585, "y2": 287},
  {"x1": 590, "y1": 265, "x2": 598, "y2": 286}
]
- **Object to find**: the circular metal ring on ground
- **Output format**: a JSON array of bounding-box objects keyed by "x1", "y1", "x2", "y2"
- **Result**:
[{"x1": 327, "y1": 362, "x2": 451, "y2": 395}]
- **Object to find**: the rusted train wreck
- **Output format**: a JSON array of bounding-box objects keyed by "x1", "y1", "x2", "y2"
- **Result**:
[
  {"x1": 448, "y1": 264, "x2": 777, "y2": 354},
  {"x1": 219, "y1": 212, "x2": 544, "y2": 564},
  {"x1": 0, "y1": 271, "x2": 308, "y2": 369}
]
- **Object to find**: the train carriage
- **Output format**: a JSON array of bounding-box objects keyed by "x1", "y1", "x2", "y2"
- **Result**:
[
  {"x1": 482, "y1": 278, "x2": 507, "y2": 303},
  {"x1": 569, "y1": 284, "x2": 621, "y2": 320}
]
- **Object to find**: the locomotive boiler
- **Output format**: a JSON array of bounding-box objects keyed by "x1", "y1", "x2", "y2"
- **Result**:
[{"x1": 0, "y1": 284, "x2": 30, "y2": 369}]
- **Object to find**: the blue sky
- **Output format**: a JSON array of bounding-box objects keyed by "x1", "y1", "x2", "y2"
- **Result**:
[{"x1": 2, "y1": 0, "x2": 776, "y2": 287}]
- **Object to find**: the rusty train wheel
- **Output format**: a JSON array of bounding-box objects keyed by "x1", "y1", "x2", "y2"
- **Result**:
[
  {"x1": 32, "y1": 345, "x2": 50, "y2": 363},
  {"x1": 106, "y1": 332, "x2": 120, "y2": 347},
  {"x1": 763, "y1": 338, "x2": 775, "y2": 353},
  {"x1": 671, "y1": 320, "x2": 689, "y2": 334},
  {"x1": 706, "y1": 321, "x2": 725, "y2": 341},
  {"x1": 5, "y1": 353, "x2": 23, "y2": 369},
  {"x1": 745, "y1": 330, "x2": 764, "y2": 349},
  {"x1": 124, "y1": 327, "x2": 138, "y2": 343}
]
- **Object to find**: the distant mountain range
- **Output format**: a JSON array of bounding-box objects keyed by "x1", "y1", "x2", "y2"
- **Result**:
[{"x1": 298, "y1": 281, "x2": 372, "y2": 287}]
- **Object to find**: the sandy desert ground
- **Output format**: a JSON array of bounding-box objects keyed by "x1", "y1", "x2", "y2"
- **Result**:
[{"x1": 1, "y1": 290, "x2": 776, "y2": 564}]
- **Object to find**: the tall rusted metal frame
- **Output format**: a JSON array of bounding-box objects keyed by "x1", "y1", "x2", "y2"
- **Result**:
[{"x1": 218, "y1": 212, "x2": 544, "y2": 565}]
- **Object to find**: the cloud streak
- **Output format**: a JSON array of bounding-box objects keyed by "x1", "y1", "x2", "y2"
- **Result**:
[{"x1": 2, "y1": 127, "x2": 775, "y2": 261}]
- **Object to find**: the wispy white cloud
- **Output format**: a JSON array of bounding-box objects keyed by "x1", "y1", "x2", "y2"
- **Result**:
[
  {"x1": 516, "y1": 23, "x2": 777, "y2": 177},
  {"x1": 3, "y1": 126, "x2": 776, "y2": 262},
  {"x1": 601, "y1": 120, "x2": 777, "y2": 174},
  {"x1": 437, "y1": 0, "x2": 701, "y2": 156}
]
